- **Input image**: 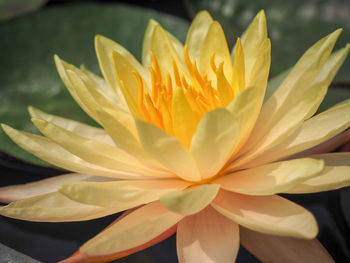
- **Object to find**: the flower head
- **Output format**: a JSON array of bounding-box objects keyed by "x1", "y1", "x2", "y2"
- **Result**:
[{"x1": 1, "y1": 10, "x2": 350, "y2": 263}]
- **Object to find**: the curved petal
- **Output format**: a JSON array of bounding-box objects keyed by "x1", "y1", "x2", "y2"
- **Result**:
[
  {"x1": 80, "y1": 201, "x2": 183, "y2": 255},
  {"x1": 0, "y1": 173, "x2": 99, "y2": 203},
  {"x1": 212, "y1": 190, "x2": 318, "y2": 239},
  {"x1": 0, "y1": 192, "x2": 117, "y2": 222},
  {"x1": 287, "y1": 153, "x2": 350, "y2": 193},
  {"x1": 214, "y1": 158, "x2": 324, "y2": 195},
  {"x1": 177, "y1": 206, "x2": 239, "y2": 263},
  {"x1": 136, "y1": 120, "x2": 200, "y2": 181},
  {"x1": 1, "y1": 124, "x2": 134, "y2": 179},
  {"x1": 190, "y1": 108, "x2": 238, "y2": 179},
  {"x1": 60, "y1": 179, "x2": 190, "y2": 208},
  {"x1": 160, "y1": 184, "x2": 220, "y2": 216},
  {"x1": 240, "y1": 227, "x2": 335, "y2": 263},
  {"x1": 185, "y1": 11, "x2": 213, "y2": 63}
]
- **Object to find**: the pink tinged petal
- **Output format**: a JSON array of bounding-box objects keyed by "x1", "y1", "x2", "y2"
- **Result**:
[
  {"x1": 240, "y1": 226, "x2": 335, "y2": 263},
  {"x1": 79, "y1": 201, "x2": 183, "y2": 255},
  {"x1": 287, "y1": 153, "x2": 350, "y2": 193},
  {"x1": 190, "y1": 108, "x2": 238, "y2": 180},
  {"x1": 61, "y1": 210, "x2": 177, "y2": 263},
  {"x1": 212, "y1": 190, "x2": 318, "y2": 239},
  {"x1": 1, "y1": 124, "x2": 131, "y2": 179},
  {"x1": 160, "y1": 184, "x2": 220, "y2": 216},
  {"x1": 135, "y1": 120, "x2": 201, "y2": 182},
  {"x1": 0, "y1": 192, "x2": 118, "y2": 222},
  {"x1": 214, "y1": 158, "x2": 324, "y2": 195},
  {"x1": 0, "y1": 173, "x2": 104, "y2": 203},
  {"x1": 177, "y1": 206, "x2": 239, "y2": 263},
  {"x1": 59, "y1": 179, "x2": 190, "y2": 208}
]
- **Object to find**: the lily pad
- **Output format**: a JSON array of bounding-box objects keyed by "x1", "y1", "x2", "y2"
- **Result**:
[{"x1": 0, "y1": 3, "x2": 189, "y2": 164}]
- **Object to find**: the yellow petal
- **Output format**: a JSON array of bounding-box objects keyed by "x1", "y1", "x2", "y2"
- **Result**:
[
  {"x1": 136, "y1": 120, "x2": 200, "y2": 182},
  {"x1": 95, "y1": 35, "x2": 149, "y2": 102},
  {"x1": 240, "y1": 227, "x2": 335, "y2": 263},
  {"x1": 236, "y1": 10, "x2": 267, "y2": 84},
  {"x1": 172, "y1": 86, "x2": 198, "y2": 148},
  {"x1": 214, "y1": 158, "x2": 324, "y2": 195},
  {"x1": 28, "y1": 106, "x2": 114, "y2": 145},
  {"x1": 248, "y1": 100, "x2": 350, "y2": 167},
  {"x1": 199, "y1": 21, "x2": 232, "y2": 86},
  {"x1": 245, "y1": 29, "x2": 342, "y2": 151},
  {"x1": 185, "y1": 10, "x2": 213, "y2": 62},
  {"x1": 212, "y1": 190, "x2": 318, "y2": 239},
  {"x1": 60, "y1": 179, "x2": 189, "y2": 208},
  {"x1": 287, "y1": 153, "x2": 350, "y2": 193},
  {"x1": 32, "y1": 118, "x2": 170, "y2": 178},
  {"x1": 160, "y1": 184, "x2": 220, "y2": 216},
  {"x1": 142, "y1": 19, "x2": 184, "y2": 66},
  {"x1": 150, "y1": 25, "x2": 189, "y2": 82},
  {"x1": 0, "y1": 192, "x2": 117, "y2": 222},
  {"x1": 80, "y1": 201, "x2": 183, "y2": 255},
  {"x1": 1, "y1": 124, "x2": 130, "y2": 179},
  {"x1": 231, "y1": 38, "x2": 245, "y2": 95},
  {"x1": 0, "y1": 173, "x2": 94, "y2": 203},
  {"x1": 190, "y1": 108, "x2": 238, "y2": 179},
  {"x1": 177, "y1": 206, "x2": 239, "y2": 263}
]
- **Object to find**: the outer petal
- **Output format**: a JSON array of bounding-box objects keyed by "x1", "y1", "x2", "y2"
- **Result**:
[
  {"x1": 60, "y1": 179, "x2": 190, "y2": 208},
  {"x1": 240, "y1": 227, "x2": 335, "y2": 263},
  {"x1": 287, "y1": 153, "x2": 350, "y2": 193},
  {"x1": 0, "y1": 192, "x2": 117, "y2": 222},
  {"x1": 177, "y1": 206, "x2": 239, "y2": 263},
  {"x1": 1, "y1": 124, "x2": 133, "y2": 179},
  {"x1": 0, "y1": 173, "x2": 98, "y2": 203},
  {"x1": 136, "y1": 120, "x2": 200, "y2": 181},
  {"x1": 190, "y1": 108, "x2": 238, "y2": 180},
  {"x1": 80, "y1": 201, "x2": 183, "y2": 255},
  {"x1": 244, "y1": 29, "x2": 341, "y2": 152},
  {"x1": 199, "y1": 21, "x2": 232, "y2": 86},
  {"x1": 160, "y1": 184, "x2": 220, "y2": 216},
  {"x1": 214, "y1": 158, "x2": 324, "y2": 195},
  {"x1": 212, "y1": 190, "x2": 318, "y2": 239},
  {"x1": 28, "y1": 106, "x2": 114, "y2": 145},
  {"x1": 185, "y1": 11, "x2": 213, "y2": 63},
  {"x1": 32, "y1": 118, "x2": 170, "y2": 178},
  {"x1": 235, "y1": 10, "x2": 268, "y2": 84}
]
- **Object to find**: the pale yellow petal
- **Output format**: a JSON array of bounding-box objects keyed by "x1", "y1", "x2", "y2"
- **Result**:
[
  {"x1": 136, "y1": 120, "x2": 200, "y2": 181},
  {"x1": 190, "y1": 108, "x2": 238, "y2": 179},
  {"x1": 142, "y1": 19, "x2": 184, "y2": 66},
  {"x1": 28, "y1": 106, "x2": 114, "y2": 145},
  {"x1": 244, "y1": 29, "x2": 341, "y2": 152},
  {"x1": 60, "y1": 179, "x2": 189, "y2": 208},
  {"x1": 240, "y1": 227, "x2": 335, "y2": 263},
  {"x1": 287, "y1": 153, "x2": 350, "y2": 193},
  {"x1": 32, "y1": 118, "x2": 171, "y2": 178},
  {"x1": 236, "y1": 10, "x2": 267, "y2": 84},
  {"x1": 172, "y1": 86, "x2": 198, "y2": 148},
  {"x1": 177, "y1": 206, "x2": 239, "y2": 263},
  {"x1": 1, "y1": 124, "x2": 131, "y2": 179},
  {"x1": 212, "y1": 190, "x2": 318, "y2": 239},
  {"x1": 0, "y1": 173, "x2": 96, "y2": 203},
  {"x1": 231, "y1": 38, "x2": 245, "y2": 95},
  {"x1": 0, "y1": 192, "x2": 117, "y2": 222},
  {"x1": 80, "y1": 201, "x2": 183, "y2": 255},
  {"x1": 160, "y1": 184, "x2": 220, "y2": 216},
  {"x1": 199, "y1": 21, "x2": 232, "y2": 86},
  {"x1": 247, "y1": 100, "x2": 350, "y2": 167},
  {"x1": 185, "y1": 10, "x2": 213, "y2": 63},
  {"x1": 214, "y1": 158, "x2": 324, "y2": 195}
]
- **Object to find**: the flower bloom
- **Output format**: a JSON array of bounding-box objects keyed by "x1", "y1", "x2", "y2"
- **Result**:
[{"x1": 1, "y1": 10, "x2": 350, "y2": 263}]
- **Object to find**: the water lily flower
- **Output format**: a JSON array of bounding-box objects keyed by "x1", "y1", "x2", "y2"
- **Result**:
[{"x1": 1, "y1": 10, "x2": 350, "y2": 263}]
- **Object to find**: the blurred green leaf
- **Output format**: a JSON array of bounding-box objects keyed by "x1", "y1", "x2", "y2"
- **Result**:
[
  {"x1": 0, "y1": 3, "x2": 189, "y2": 164},
  {"x1": 0, "y1": 0, "x2": 47, "y2": 21}
]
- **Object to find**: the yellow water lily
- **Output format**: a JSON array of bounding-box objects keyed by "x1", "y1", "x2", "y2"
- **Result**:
[{"x1": 1, "y1": 10, "x2": 350, "y2": 263}]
